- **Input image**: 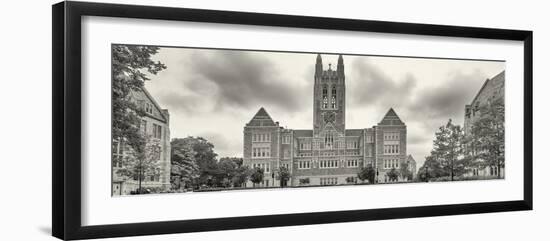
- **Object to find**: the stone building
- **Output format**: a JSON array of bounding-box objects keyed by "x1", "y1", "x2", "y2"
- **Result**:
[
  {"x1": 406, "y1": 155, "x2": 417, "y2": 181},
  {"x1": 242, "y1": 54, "x2": 411, "y2": 187},
  {"x1": 112, "y1": 86, "x2": 171, "y2": 195},
  {"x1": 463, "y1": 71, "x2": 505, "y2": 178}
]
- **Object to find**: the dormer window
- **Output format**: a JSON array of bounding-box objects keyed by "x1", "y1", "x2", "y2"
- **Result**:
[{"x1": 145, "y1": 103, "x2": 153, "y2": 115}]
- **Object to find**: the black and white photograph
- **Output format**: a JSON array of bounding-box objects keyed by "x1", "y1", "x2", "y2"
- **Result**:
[
  {"x1": 111, "y1": 45, "x2": 505, "y2": 196},
  {"x1": 1, "y1": 0, "x2": 543, "y2": 240}
]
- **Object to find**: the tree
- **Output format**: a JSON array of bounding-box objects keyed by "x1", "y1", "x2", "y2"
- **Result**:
[
  {"x1": 232, "y1": 165, "x2": 251, "y2": 188},
  {"x1": 116, "y1": 137, "x2": 162, "y2": 193},
  {"x1": 386, "y1": 168, "x2": 400, "y2": 182},
  {"x1": 111, "y1": 45, "x2": 166, "y2": 157},
  {"x1": 357, "y1": 164, "x2": 376, "y2": 184},
  {"x1": 219, "y1": 157, "x2": 244, "y2": 167},
  {"x1": 467, "y1": 97, "x2": 505, "y2": 178},
  {"x1": 216, "y1": 158, "x2": 239, "y2": 187},
  {"x1": 275, "y1": 166, "x2": 291, "y2": 187},
  {"x1": 171, "y1": 137, "x2": 218, "y2": 187},
  {"x1": 431, "y1": 119, "x2": 467, "y2": 180},
  {"x1": 170, "y1": 139, "x2": 200, "y2": 191},
  {"x1": 417, "y1": 154, "x2": 446, "y2": 182},
  {"x1": 250, "y1": 167, "x2": 264, "y2": 187}
]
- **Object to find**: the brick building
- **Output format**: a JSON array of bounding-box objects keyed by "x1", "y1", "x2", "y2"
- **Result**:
[
  {"x1": 463, "y1": 71, "x2": 505, "y2": 178},
  {"x1": 243, "y1": 54, "x2": 411, "y2": 187},
  {"x1": 112, "y1": 86, "x2": 171, "y2": 195}
]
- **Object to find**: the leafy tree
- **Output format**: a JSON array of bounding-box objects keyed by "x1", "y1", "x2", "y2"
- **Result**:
[
  {"x1": 250, "y1": 167, "x2": 265, "y2": 187},
  {"x1": 357, "y1": 164, "x2": 376, "y2": 184},
  {"x1": 431, "y1": 119, "x2": 467, "y2": 180},
  {"x1": 111, "y1": 45, "x2": 166, "y2": 156},
  {"x1": 232, "y1": 165, "x2": 251, "y2": 188},
  {"x1": 467, "y1": 97, "x2": 505, "y2": 178},
  {"x1": 170, "y1": 139, "x2": 200, "y2": 191},
  {"x1": 219, "y1": 157, "x2": 244, "y2": 167},
  {"x1": 216, "y1": 158, "x2": 239, "y2": 187},
  {"x1": 275, "y1": 166, "x2": 291, "y2": 187},
  {"x1": 386, "y1": 168, "x2": 400, "y2": 182},
  {"x1": 171, "y1": 137, "x2": 218, "y2": 187},
  {"x1": 417, "y1": 154, "x2": 447, "y2": 182},
  {"x1": 116, "y1": 137, "x2": 162, "y2": 193}
]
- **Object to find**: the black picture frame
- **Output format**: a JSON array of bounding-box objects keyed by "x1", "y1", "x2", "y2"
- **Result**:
[{"x1": 52, "y1": 1, "x2": 533, "y2": 240}]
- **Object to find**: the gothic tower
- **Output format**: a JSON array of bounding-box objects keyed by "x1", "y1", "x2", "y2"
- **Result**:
[{"x1": 313, "y1": 54, "x2": 346, "y2": 140}]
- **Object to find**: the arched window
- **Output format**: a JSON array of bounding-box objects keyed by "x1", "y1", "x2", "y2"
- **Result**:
[
  {"x1": 322, "y1": 85, "x2": 328, "y2": 109},
  {"x1": 331, "y1": 86, "x2": 337, "y2": 109},
  {"x1": 325, "y1": 131, "x2": 334, "y2": 148}
]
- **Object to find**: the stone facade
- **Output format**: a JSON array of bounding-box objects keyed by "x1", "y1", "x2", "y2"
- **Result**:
[
  {"x1": 463, "y1": 71, "x2": 505, "y2": 178},
  {"x1": 112, "y1": 86, "x2": 171, "y2": 196},
  {"x1": 243, "y1": 54, "x2": 410, "y2": 187}
]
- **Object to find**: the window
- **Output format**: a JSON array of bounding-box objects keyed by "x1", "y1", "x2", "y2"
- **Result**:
[
  {"x1": 313, "y1": 140, "x2": 320, "y2": 149},
  {"x1": 252, "y1": 163, "x2": 270, "y2": 173},
  {"x1": 253, "y1": 133, "x2": 271, "y2": 143},
  {"x1": 145, "y1": 102, "x2": 153, "y2": 114},
  {"x1": 366, "y1": 135, "x2": 373, "y2": 143},
  {"x1": 325, "y1": 132, "x2": 334, "y2": 148},
  {"x1": 299, "y1": 141, "x2": 311, "y2": 150},
  {"x1": 322, "y1": 85, "x2": 328, "y2": 109},
  {"x1": 151, "y1": 124, "x2": 162, "y2": 139},
  {"x1": 347, "y1": 159, "x2": 359, "y2": 167},
  {"x1": 140, "y1": 120, "x2": 147, "y2": 134},
  {"x1": 320, "y1": 177, "x2": 338, "y2": 185},
  {"x1": 331, "y1": 86, "x2": 337, "y2": 109},
  {"x1": 383, "y1": 144, "x2": 399, "y2": 154},
  {"x1": 384, "y1": 132, "x2": 400, "y2": 140},
  {"x1": 252, "y1": 147, "x2": 270, "y2": 158},
  {"x1": 282, "y1": 135, "x2": 291, "y2": 144},
  {"x1": 383, "y1": 159, "x2": 399, "y2": 169},
  {"x1": 298, "y1": 161, "x2": 311, "y2": 169},
  {"x1": 320, "y1": 160, "x2": 339, "y2": 169},
  {"x1": 347, "y1": 141, "x2": 358, "y2": 149}
]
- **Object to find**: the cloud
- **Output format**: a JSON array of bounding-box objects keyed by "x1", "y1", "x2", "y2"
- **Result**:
[
  {"x1": 197, "y1": 131, "x2": 242, "y2": 158},
  {"x1": 406, "y1": 69, "x2": 488, "y2": 123},
  {"x1": 186, "y1": 50, "x2": 309, "y2": 113},
  {"x1": 348, "y1": 58, "x2": 417, "y2": 108}
]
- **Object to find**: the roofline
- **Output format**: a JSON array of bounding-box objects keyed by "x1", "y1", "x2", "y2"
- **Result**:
[
  {"x1": 139, "y1": 85, "x2": 168, "y2": 122},
  {"x1": 469, "y1": 70, "x2": 505, "y2": 105}
]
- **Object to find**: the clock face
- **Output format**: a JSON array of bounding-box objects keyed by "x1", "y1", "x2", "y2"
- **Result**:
[{"x1": 324, "y1": 112, "x2": 336, "y2": 124}]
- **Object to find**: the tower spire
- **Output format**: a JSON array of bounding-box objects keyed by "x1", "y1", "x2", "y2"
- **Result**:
[
  {"x1": 315, "y1": 54, "x2": 323, "y2": 78},
  {"x1": 337, "y1": 54, "x2": 344, "y2": 78}
]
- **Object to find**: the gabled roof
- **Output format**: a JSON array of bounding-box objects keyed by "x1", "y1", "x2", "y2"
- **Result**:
[
  {"x1": 378, "y1": 108, "x2": 404, "y2": 126},
  {"x1": 246, "y1": 107, "x2": 278, "y2": 127},
  {"x1": 139, "y1": 86, "x2": 168, "y2": 122},
  {"x1": 407, "y1": 155, "x2": 416, "y2": 164}
]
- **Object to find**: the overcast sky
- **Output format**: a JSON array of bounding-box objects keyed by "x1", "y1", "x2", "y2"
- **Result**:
[{"x1": 144, "y1": 47, "x2": 504, "y2": 170}]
